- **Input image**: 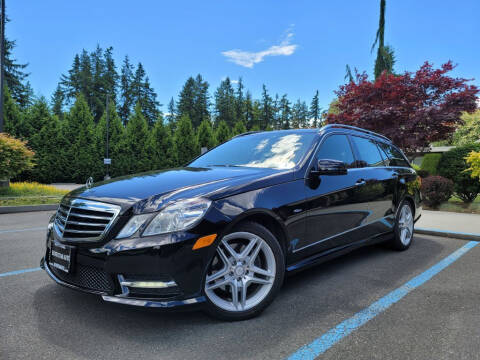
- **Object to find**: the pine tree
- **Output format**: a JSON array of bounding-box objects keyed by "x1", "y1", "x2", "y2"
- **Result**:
[
  {"x1": 214, "y1": 77, "x2": 236, "y2": 127},
  {"x1": 63, "y1": 94, "x2": 97, "y2": 183},
  {"x1": 166, "y1": 97, "x2": 177, "y2": 129},
  {"x1": 148, "y1": 116, "x2": 177, "y2": 169},
  {"x1": 292, "y1": 99, "x2": 308, "y2": 128},
  {"x1": 260, "y1": 85, "x2": 273, "y2": 129},
  {"x1": 22, "y1": 98, "x2": 54, "y2": 142},
  {"x1": 235, "y1": 77, "x2": 245, "y2": 123},
  {"x1": 215, "y1": 120, "x2": 231, "y2": 144},
  {"x1": 193, "y1": 74, "x2": 210, "y2": 128},
  {"x1": 51, "y1": 84, "x2": 65, "y2": 120},
  {"x1": 279, "y1": 95, "x2": 291, "y2": 129},
  {"x1": 310, "y1": 90, "x2": 321, "y2": 127},
  {"x1": 3, "y1": 87, "x2": 24, "y2": 137},
  {"x1": 177, "y1": 77, "x2": 196, "y2": 124},
  {"x1": 94, "y1": 101, "x2": 127, "y2": 178},
  {"x1": 197, "y1": 119, "x2": 216, "y2": 150},
  {"x1": 232, "y1": 121, "x2": 247, "y2": 136},
  {"x1": 125, "y1": 103, "x2": 152, "y2": 173},
  {"x1": 31, "y1": 115, "x2": 67, "y2": 183},
  {"x1": 272, "y1": 94, "x2": 280, "y2": 129},
  {"x1": 131, "y1": 63, "x2": 160, "y2": 126},
  {"x1": 4, "y1": 34, "x2": 32, "y2": 108},
  {"x1": 91, "y1": 45, "x2": 107, "y2": 122},
  {"x1": 119, "y1": 55, "x2": 134, "y2": 124},
  {"x1": 174, "y1": 115, "x2": 199, "y2": 166},
  {"x1": 252, "y1": 100, "x2": 262, "y2": 130},
  {"x1": 244, "y1": 91, "x2": 254, "y2": 130},
  {"x1": 103, "y1": 47, "x2": 118, "y2": 102},
  {"x1": 372, "y1": 0, "x2": 395, "y2": 79}
]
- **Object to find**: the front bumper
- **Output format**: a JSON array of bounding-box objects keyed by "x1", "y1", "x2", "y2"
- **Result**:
[
  {"x1": 41, "y1": 224, "x2": 223, "y2": 308},
  {"x1": 42, "y1": 257, "x2": 205, "y2": 307}
]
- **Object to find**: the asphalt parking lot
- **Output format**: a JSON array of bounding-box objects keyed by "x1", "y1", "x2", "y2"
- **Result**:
[{"x1": 1, "y1": 211, "x2": 479, "y2": 360}]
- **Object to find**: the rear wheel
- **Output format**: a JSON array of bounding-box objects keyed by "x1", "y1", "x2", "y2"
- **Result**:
[
  {"x1": 391, "y1": 201, "x2": 414, "y2": 251},
  {"x1": 203, "y1": 222, "x2": 284, "y2": 321}
]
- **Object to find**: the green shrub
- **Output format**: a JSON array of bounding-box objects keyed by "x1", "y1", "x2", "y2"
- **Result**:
[
  {"x1": 420, "y1": 153, "x2": 442, "y2": 175},
  {"x1": 466, "y1": 151, "x2": 480, "y2": 180},
  {"x1": 0, "y1": 133, "x2": 35, "y2": 181},
  {"x1": 420, "y1": 176, "x2": 454, "y2": 208},
  {"x1": 438, "y1": 144, "x2": 480, "y2": 203}
]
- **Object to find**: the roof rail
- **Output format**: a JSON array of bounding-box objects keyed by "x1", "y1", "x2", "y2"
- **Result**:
[{"x1": 321, "y1": 124, "x2": 391, "y2": 141}]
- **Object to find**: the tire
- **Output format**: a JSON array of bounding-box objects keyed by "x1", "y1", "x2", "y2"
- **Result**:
[
  {"x1": 203, "y1": 222, "x2": 285, "y2": 321},
  {"x1": 390, "y1": 200, "x2": 414, "y2": 251}
]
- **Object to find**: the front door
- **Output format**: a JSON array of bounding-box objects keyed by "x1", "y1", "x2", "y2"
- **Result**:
[{"x1": 299, "y1": 134, "x2": 370, "y2": 257}]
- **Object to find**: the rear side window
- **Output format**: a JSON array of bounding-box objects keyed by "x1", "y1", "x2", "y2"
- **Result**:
[
  {"x1": 316, "y1": 134, "x2": 355, "y2": 168},
  {"x1": 377, "y1": 142, "x2": 410, "y2": 167},
  {"x1": 350, "y1": 136, "x2": 385, "y2": 167}
]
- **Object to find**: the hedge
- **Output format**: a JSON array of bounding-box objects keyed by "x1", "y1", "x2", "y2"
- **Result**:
[{"x1": 420, "y1": 153, "x2": 442, "y2": 175}]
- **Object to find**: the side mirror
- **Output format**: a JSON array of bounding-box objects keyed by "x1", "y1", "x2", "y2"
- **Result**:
[{"x1": 311, "y1": 159, "x2": 348, "y2": 176}]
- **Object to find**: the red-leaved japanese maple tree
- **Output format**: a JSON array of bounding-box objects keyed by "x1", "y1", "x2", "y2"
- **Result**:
[{"x1": 327, "y1": 61, "x2": 479, "y2": 154}]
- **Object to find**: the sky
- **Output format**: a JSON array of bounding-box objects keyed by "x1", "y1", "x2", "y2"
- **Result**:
[{"x1": 8, "y1": 0, "x2": 480, "y2": 110}]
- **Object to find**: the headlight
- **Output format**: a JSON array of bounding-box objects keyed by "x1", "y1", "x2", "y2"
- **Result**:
[
  {"x1": 116, "y1": 214, "x2": 151, "y2": 239},
  {"x1": 142, "y1": 197, "x2": 211, "y2": 236}
]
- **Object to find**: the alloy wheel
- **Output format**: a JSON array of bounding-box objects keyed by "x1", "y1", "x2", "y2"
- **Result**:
[
  {"x1": 205, "y1": 231, "x2": 276, "y2": 312},
  {"x1": 398, "y1": 204, "x2": 414, "y2": 246}
]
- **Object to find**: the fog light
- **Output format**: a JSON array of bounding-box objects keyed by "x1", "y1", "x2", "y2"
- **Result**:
[{"x1": 120, "y1": 280, "x2": 177, "y2": 288}]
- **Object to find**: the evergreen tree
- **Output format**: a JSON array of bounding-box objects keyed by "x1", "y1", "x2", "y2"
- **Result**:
[
  {"x1": 260, "y1": 85, "x2": 273, "y2": 129},
  {"x1": 31, "y1": 115, "x2": 67, "y2": 183},
  {"x1": 91, "y1": 45, "x2": 107, "y2": 122},
  {"x1": 215, "y1": 120, "x2": 231, "y2": 144},
  {"x1": 131, "y1": 63, "x2": 160, "y2": 126},
  {"x1": 103, "y1": 47, "x2": 118, "y2": 102},
  {"x1": 292, "y1": 99, "x2": 308, "y2": 128},
  {"x1": 51, "y1": 84, "x2": 65, "y2": 120},
  {"x1": 197, "y1": 119, "x2": 216, "y2": 150},
  {"x1": 252, "y1": 100, "x2": 262, "y2": 130},
  {"x1": 3, "y1": 87, "x2": 24, "y2": 137},
  {"x1": 244, "y1": 91, "x2": 254, "y2": 130},
  {"x1": 148, "y1": 116, "x2": 177, "y2": 169},
  {"x1": 310, "y1": 90, "x2": 321, "y2": 127},
  {"x1": 214, "y1": 77, "x2": 236, "y2": 127},
  {"x1": 125, "y1": 103, "x2": 152, "y2": 173},
  {"x1": 94, "y1": 101, "x2": 127, "y2": 178},
  {"x1": 177, "y1": 77, "x2": 196, "y2": 124},
  {"x1": 193, "y1": 74, "x2": 210, "y2": 128},
  {"x1": 235, "y1": 77, "x2": 245, "y2": 123},
  {"x1": 279, "y1": 95, "x2": 291, "y2": 130},
  {"x1": 272, "y1": 93, "x2": 281, "y2": 129},
  {"x1": 4, "y1": 33, "x2": 32, "y2": 108},
  {"x1": 63, "y1": 94, "x2": 97, "y2": 183},
  {"x1": 22, "y1": 98, "x2": 54, "y2": 142},
  {"x1": 372, "y1": 0, "x2": 395, "y2": 79},
  {"x1": 119, "y1": 55, "x2": 134, "y2": 124},
  {"x1": 166, "y1": 97, "x2": 177, "y2": 128},
  {"x1": 174, "y1": 115, "x2": 199, "y2": 166},
  {"x1": 232, "y1": 121, "x2": 247, "y2": 136}
]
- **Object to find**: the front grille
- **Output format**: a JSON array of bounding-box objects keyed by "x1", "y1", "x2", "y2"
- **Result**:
[
  {"x1": 51, "y1": 263, "x2": 115, "y2": 293},
  {"x1": 54, "y1": 199, "x2": 120, "y2": 242}
]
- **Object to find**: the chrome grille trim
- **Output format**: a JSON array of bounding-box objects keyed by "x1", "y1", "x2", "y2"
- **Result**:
[{"x1": 53, "y1": 198, "x2": 121, "y2": 242}]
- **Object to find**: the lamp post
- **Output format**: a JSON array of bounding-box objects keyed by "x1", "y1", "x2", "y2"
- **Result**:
[
  {"x1": 104, "y1": 94, "x2": 111, "y2": 180},
  {"x1": 0, "y1": 0, "x2": 5, "y2": 133}
]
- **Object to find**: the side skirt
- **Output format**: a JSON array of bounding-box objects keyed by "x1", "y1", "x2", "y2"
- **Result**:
[{"x1": 286, "y1": 231, "x2": 394, "y2": 274}]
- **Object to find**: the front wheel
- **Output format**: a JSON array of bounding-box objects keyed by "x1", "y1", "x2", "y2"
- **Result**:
[
  {"x1": 390, "y1": 201, "x2": 414, "y2": 251},
  {"x1": 203, "y1": 222, "x2": 285, "y2": 321}
]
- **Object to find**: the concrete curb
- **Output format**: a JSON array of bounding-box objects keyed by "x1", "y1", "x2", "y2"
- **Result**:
[
  {"x1": 416, "y1": 227, "x2": 480, "y2": 242},
  {"x1": 0, "y1": 204, "x2": 58, "y2": 214}
]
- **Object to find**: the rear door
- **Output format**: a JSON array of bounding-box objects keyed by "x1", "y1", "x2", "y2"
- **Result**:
[{"x1": 349, "y1": 136, "x2": 397, "y2": 236}]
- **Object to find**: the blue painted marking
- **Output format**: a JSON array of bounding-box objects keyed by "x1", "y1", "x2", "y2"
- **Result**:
[
  {"x1": 0, "y1": 267, "x2": 42, "y2": 278},
  {"x1": 287, "y1": 241, "x2": 478, "y2": 360}
]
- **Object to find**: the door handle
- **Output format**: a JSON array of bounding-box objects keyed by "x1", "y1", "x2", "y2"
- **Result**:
[{"x1": 355, "y1": 179, "x2": 366, "y2": 186}]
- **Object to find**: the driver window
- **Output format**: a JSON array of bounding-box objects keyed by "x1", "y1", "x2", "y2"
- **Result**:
[{"x1": 316, "y1": 135, "x2": 355, "y2": 168}]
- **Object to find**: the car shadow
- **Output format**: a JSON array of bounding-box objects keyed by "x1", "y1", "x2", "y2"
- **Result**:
[{"x1": 31, "y1": 235, "x2": 448, "y2": 359}]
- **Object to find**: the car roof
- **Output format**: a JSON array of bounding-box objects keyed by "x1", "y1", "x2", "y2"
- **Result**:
[{"x1": 236, "y1": 124, "x2": 391, "y2": 143}]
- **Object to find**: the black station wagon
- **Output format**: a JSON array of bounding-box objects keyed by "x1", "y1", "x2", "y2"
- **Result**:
[{"x1": 42, "y1": 124, "x2": 422, "y2": 320}]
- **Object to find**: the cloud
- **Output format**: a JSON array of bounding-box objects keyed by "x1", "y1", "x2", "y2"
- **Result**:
[{"x1": 222, "y1": 30, "x2": 297, "y2": 68}]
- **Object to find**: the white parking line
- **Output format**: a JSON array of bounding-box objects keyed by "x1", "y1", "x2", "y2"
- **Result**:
[{"x1": 0, "y1": 227, "x2": 45, "y2": 234}]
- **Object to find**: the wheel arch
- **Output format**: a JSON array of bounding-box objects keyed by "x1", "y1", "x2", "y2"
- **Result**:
[{"x1": 223, "y1": 209, "x2": 289, "y2": 259}]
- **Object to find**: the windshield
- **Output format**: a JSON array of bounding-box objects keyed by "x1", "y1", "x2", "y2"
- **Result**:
[{"x1": 189, "y1": 131, "x2": 317, "y2": 170}]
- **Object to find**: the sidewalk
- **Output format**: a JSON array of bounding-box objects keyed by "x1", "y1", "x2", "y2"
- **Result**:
[{"x1": 416, "y1": 210, "x2": 480, "y2": 240}]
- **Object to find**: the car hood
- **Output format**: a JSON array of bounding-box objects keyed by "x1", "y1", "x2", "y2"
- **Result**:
[{"x1": 66, "y1": 166, "x2": 293, "y2": 214}]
